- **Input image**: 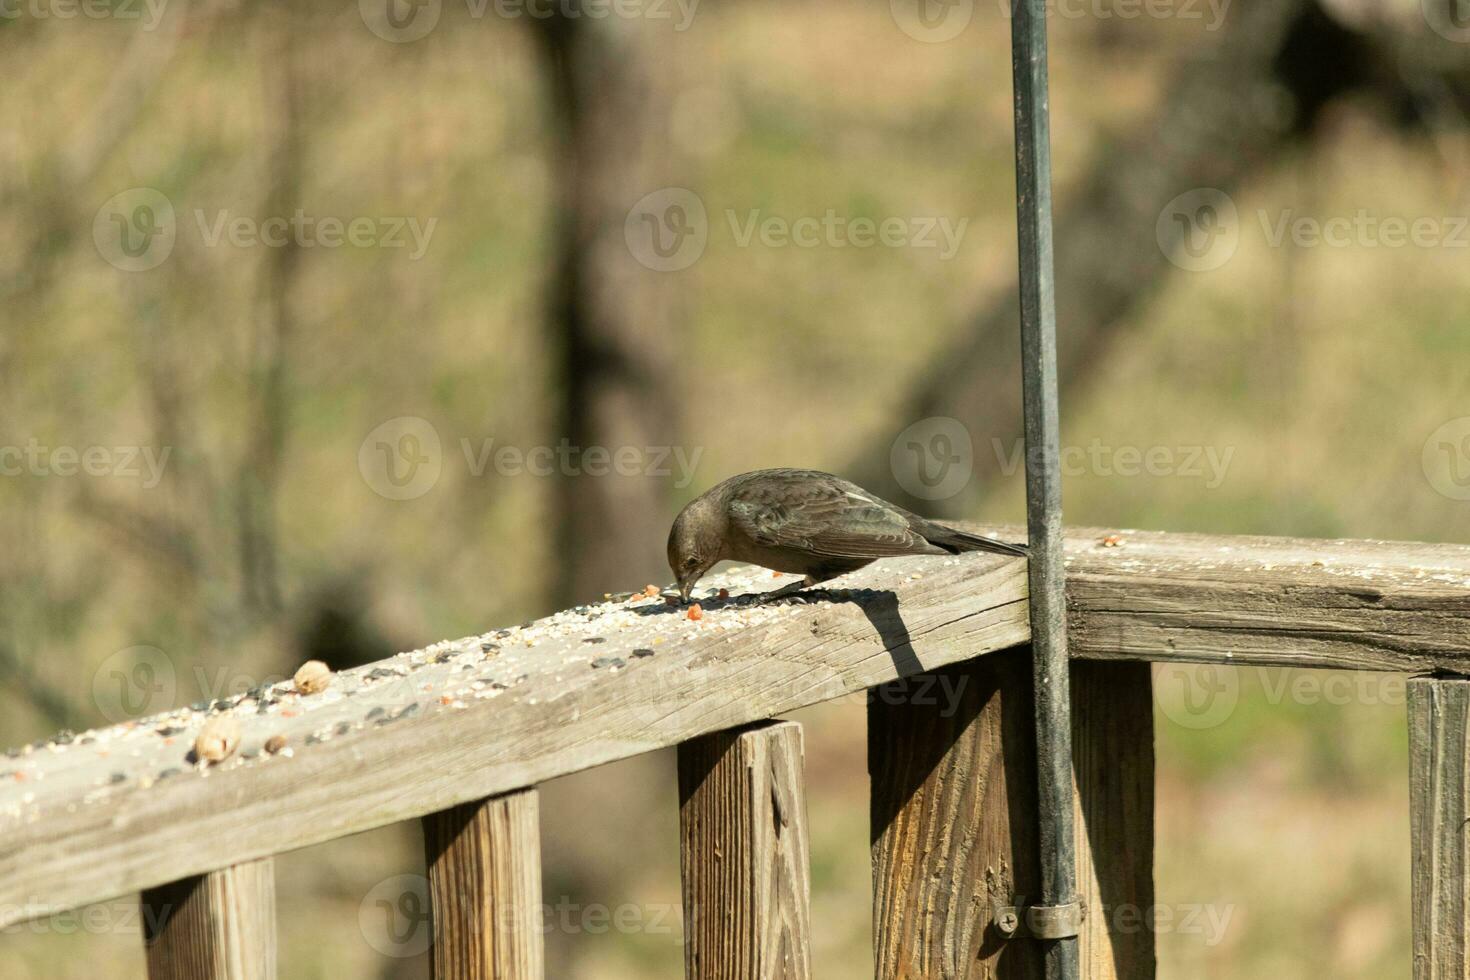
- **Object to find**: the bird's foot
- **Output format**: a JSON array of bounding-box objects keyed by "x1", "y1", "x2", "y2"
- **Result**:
[{"x1": 756, "y1": 580, "x2": 814, "y2": 605}]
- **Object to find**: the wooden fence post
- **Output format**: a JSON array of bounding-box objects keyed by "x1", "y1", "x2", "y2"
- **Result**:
[
  {"x1": 422, "y1": 789, "x2": 544, "y2": 980},
  {"x1": 1408, "y1": 675, "x2": 1470, "y2": 980},
  {"x1": 869, "y1": 649, "x2": 1154, "y2": 979},
  {"x1": 141, "y1": 858, "x2": 277, "y2": 980},
  {"x1": 1071, "y1": 660, "x2": 1156, "y2": 979},
  {"x1": 677, "y1": 720, "x2": 813, "y2": 980}
]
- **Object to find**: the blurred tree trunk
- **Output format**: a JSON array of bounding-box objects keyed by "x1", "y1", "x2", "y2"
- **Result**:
[
  {"x1": 848, "y1": 0, "x2": 1386, "y2": 514},
  {"x1": 531, "y1": 12, "x2": 683, "y2": 607},
  {"x1": 238, "y1": 7, "x2": 302, "y2": 619}
]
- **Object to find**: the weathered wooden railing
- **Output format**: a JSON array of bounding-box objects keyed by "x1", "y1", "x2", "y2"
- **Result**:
[{"x1": 3, "y1": 526, "x2": 1468, "y2": 978}]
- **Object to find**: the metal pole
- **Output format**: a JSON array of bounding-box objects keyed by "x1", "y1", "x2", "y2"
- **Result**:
[{"x1": 1009, "y1": 0, "x2": 1080, "y2": 978}]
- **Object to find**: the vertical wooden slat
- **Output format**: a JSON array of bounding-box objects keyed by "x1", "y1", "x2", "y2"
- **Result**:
[
  {"x1": 678, "y1": 719, "x2": 813, "y2": 980},
  {"x1": 1409, "y1": 675, "x2": 1470, "y2": 980},
  {"x1": 870, "y1": 650, "x2": 1043, "y2": 979},
  {"x1": 141, "y1": 857, "x2": 277, "y2": 980},
  {"x1": 423, "y1": 789, "x2": 544, "y2": 980},
  {"x1": 1071, "y1": 660, "x2": 1156, "y2": 980},
  {"x1": 869, "y1": 649, "x2": 1155, "y2": 979}
]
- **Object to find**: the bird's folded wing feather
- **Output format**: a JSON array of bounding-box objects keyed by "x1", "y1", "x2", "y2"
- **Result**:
[{"x1": 727, "y1": 480, "x2": 939, "y2": 559}]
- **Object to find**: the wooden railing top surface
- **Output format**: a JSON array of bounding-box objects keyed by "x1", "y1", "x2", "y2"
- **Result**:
[{"x1": 1, "y1": 526, "x2": 1468, "y2": 928}]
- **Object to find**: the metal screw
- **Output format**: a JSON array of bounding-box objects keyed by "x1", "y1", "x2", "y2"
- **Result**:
[{"x1": 997, "y1": 909, "x2": 1020, "y2": 936}]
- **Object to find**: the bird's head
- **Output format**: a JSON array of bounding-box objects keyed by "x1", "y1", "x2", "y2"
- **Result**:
[{"x1": 667, "y1": 497, "x2": 723, "y2": 602}]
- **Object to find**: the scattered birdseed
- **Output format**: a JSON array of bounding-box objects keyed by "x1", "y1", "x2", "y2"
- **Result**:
[
  {"x1": 583, "y1": 637, "x2": 606, "y2": 644},
  {"x1": 687, "y1": 604, "x2": 703, "y2": 621},
  {"x1": 591, "y1": 656, "x2": 621, "y2": 670},
  {"x1": 632, "y1": 648, "x2": 655, "y2": 658},
  {"x1": 193, "y1": 717, "x2": 241, "y2": 764},
  {"x1": 264, "y1": 734, "x2": 288, "y2": 755},
  {"x1": 293, "y1": 660, "x2": 332, "y2": 695},
  {"x1": 644, "y1": 584, "x2": 660, "y2": 597}
]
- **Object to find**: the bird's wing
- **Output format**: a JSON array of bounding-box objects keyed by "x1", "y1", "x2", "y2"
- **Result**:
[{"x1": 726, "y1": 473, "x2": 942, "y2": 559}]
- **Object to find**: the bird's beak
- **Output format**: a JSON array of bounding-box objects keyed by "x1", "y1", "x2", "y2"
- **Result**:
[{"x1": 678, "y1": 580, "x2": 692, "y2": 603}]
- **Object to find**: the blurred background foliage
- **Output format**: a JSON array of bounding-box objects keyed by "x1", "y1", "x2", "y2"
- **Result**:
[{"x1": 2, "y1": 0, "x2": 1469, "y2": 975}]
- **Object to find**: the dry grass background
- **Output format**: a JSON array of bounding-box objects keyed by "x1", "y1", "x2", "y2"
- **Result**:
[{"x1": 2, "y1": 0, "x2": 1468, "y2": 977}]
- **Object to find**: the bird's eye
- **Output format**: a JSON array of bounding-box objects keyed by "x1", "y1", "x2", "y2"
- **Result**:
[{"x1": 684, "y1": 556, "x2": 700, "y2": 569}]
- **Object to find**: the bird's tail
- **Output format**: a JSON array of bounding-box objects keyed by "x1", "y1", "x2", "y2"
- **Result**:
[{"x1": 927, "y1": 525, "x2": 1029, "y2": 558}]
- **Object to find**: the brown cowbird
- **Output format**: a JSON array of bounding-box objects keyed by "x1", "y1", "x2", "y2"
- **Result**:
[{"x1": 667, "y1": 468, "x2": 1027, "y2": 601}]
